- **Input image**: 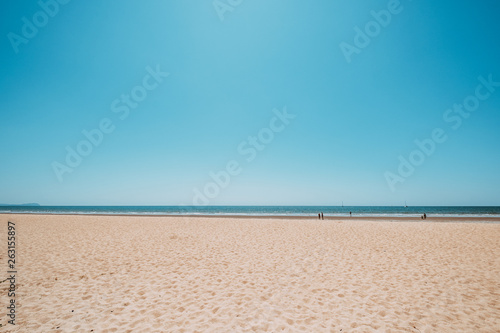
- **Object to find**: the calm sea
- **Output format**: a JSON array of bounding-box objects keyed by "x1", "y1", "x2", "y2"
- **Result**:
[{"x1": 1, "y1": 206, "x2": 500, "y2": 218}]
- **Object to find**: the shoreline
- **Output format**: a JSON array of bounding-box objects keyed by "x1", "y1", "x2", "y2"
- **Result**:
[{"x1": 1, "y1": 212, "x2": 500, "y2": 223}]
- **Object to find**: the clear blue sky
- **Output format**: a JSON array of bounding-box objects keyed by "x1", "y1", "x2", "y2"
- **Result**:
[{"x1": 1, "y1": 0, "x2": 499, "y2": 206}]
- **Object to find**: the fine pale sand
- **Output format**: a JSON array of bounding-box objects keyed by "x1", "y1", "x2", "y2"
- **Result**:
[{"x1": 1, "y1": 215, "x2": 499, "y2": 332}]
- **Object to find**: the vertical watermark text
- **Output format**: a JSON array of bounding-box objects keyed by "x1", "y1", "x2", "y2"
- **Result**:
[{"x1": 6, "y1": 221, "x2": 17, "y2": 326}]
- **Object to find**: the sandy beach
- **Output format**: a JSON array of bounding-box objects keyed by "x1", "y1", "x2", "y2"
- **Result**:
[{"x1": 1, "y1": 214, "x2": 499, "y2": 332}]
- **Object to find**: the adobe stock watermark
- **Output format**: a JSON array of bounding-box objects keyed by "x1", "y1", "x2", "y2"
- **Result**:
[
  {"x1": 213, "y1": 0, "x2": 243, "y2": 22},
  {"x1": 385, "y1": 74, "x2": 500, "y2": 192},
  {"x1": 7, "y1": 0, "x2": 72, "y2": 54},
  {"x1": 339, "y1": 0, "x2": 412, "y2": 64},
  {"x1": 192, "y1": 106, "x2": 295, "y2": 205},
  {"x1": 51, "y1": 65, "x2": 169, "y2": 182}
]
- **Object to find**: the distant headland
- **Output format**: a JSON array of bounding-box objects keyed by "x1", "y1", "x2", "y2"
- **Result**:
[{"x1": 0, "y1": 203, "x2": 40, "y2": 206}]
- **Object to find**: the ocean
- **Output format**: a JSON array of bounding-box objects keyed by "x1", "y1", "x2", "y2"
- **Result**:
[{"x1": 1, "y1": 206, "x2": 500, "y2": 218}]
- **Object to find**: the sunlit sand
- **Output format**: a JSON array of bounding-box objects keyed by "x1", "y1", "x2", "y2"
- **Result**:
[{"x1": 1, "y1": 214, "x2": 499, "y2": 332}]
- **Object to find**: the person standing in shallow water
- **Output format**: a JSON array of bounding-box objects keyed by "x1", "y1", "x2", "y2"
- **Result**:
[
  {"x1": 318, "y1": 213, "x2": 321, "y2": 220},
  {"x1": 321, "y1": 212, "x2": 324, "y2": 220},
  {"x1": 350, "y1": 211, "x2": 352, "y2": 217}
]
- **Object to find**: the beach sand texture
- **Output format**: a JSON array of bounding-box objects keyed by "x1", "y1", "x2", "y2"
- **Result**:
[{"x1": 0, "y1": 214, "x2": 499, "y2": 332}]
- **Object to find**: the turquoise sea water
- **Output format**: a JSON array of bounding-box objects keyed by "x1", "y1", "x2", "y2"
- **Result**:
[{"x1": 1, "y1": 206, "x2": 500, "y2": 218}]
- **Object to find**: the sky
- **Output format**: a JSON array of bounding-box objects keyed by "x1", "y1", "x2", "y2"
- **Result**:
[{"x1": 1, "y1": 0, "x2": 499, "y2": 206}]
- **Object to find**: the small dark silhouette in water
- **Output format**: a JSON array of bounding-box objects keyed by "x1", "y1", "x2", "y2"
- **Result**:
[
  {"x1": 318, "y1": 213, "x2": 321, "y2": 220},
  {"x1": 350, "y1": 211, "x2": 352, "y2": 217},
  {"x1": 321, "y1": 212, "x2": 324, "y2": 220}
]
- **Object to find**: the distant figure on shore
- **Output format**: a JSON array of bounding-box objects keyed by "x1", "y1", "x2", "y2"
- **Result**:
[
  {"x1": 321, "y1": 212, "x2": 324, "y2": 220},
  {"x1": 424, "y1": 213, "x2": 427, "y2": 219},
  {"x1": 318, "y1": 213, "x2": 321, "y2": 220},
  {"x1": 350, "y1": 211, "x2": 352, "y2": 217}
]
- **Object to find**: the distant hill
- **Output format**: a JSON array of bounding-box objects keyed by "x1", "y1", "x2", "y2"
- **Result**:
[{"x1": 0, "y1": 203, "x2": 40, "y2": 206}]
